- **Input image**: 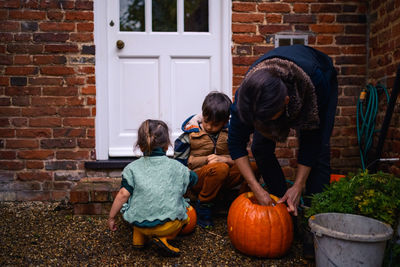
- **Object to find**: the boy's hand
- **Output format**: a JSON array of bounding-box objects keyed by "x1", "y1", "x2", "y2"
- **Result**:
[
  {"x1": 207, "y1": 154, "x2": 234, "y2": 165},
  {"x1": 108, "y1": 217, "x2": 117, "y2": 231},
  {"x1": 207, "y1": 154, "x2": 226, "y2": 164}
]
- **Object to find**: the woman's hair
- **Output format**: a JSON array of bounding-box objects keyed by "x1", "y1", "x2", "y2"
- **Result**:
[
  {"x1": 237, "y1": 68, "x2": 288, "y2": 126},
  {"x1": 202, "y1": 91, "x2": 232, "y2": 123},
  {"x1": 136, "y1": 119, "x2": 170, "y2": 154}
]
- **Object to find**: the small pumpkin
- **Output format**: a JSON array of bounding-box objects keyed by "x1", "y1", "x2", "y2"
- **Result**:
[
  {"x1": 180, "y1": 205, "x2": 197, "y2": 235},
  {"x1": 227, "y1": 192, "x2": 293, "y2": 258}
]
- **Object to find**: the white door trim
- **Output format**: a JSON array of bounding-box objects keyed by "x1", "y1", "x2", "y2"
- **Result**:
[{"x1": 94, "y1": 0, "x2": 232, "y2": 160}]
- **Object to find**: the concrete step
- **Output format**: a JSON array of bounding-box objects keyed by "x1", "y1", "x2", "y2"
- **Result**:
[{"x1": 69, "y1": 177, "x2": 121, "y2": 215}]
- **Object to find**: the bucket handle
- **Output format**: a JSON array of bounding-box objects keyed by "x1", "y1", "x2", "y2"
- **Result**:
[{"x1": 312, "y1": 231, "x2": 340, "y2": 267}]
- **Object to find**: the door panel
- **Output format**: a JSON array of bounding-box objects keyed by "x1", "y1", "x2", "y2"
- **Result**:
[{"x1": 107, "y1": 0, "x2": 229, "y2": 156}]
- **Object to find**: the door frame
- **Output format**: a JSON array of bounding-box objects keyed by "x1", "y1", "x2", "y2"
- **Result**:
[{"x1": 94, "y1": 0, "x2": 232, "y2": 160}]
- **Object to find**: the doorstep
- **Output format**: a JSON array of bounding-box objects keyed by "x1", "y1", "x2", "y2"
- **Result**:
[{"x1": 69, "y1": 177, "x2": 121, "y2": 215}]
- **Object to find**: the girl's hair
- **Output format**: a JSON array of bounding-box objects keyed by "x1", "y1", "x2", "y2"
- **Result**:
[
  {"x1": 202, "y1": 91, "x2": 232, "y2": 123},
  {"x1": 136, "y1": 119, "x2": 170, "y2": 154},
  {"x1": 237, "y1": 69, "x2": 288, "y2": 126}
]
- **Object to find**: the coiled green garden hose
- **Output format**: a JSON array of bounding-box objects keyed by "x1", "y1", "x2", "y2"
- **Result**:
[{"x1": 356, "y1": 84, "x2": 390, "y2": 171}]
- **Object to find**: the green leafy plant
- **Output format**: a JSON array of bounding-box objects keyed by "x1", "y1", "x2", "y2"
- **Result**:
[{"x1": 306, "y1": 171, "x2": 400, "y2": 228}]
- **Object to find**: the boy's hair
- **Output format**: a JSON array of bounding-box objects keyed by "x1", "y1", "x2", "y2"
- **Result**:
[
  {"x1": 136, "y1": 119, "x2": 170, "y2": 154},
  {"x1": 237, "y1": 69, "x2": 287, "y2": 126},
  {"x1": 202, "y1": 91, "x2": 232, "y2": 123}
]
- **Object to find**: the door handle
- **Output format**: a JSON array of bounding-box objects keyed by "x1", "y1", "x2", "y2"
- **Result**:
[{"x1": 116, "y1": 40, "x2": 125, "y2": 49}]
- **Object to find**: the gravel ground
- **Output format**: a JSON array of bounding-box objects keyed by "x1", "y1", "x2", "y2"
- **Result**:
[{"x1": 0, "y1": 202, "x2": 315, "y2": 266}]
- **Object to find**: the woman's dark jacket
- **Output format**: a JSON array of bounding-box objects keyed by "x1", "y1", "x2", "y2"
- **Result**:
[{"x1": 228, "y1": 45, "x2": 337, "y2": 167}]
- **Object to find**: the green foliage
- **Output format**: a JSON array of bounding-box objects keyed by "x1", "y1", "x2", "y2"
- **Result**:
[{"x1": 306, "y1": 171, "x2": 400, "y2": 228}]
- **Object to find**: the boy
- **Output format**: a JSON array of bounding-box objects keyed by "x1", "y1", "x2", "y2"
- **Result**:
[{"x1": 174, "y1": 91, "x2": 257, "y2": 228}]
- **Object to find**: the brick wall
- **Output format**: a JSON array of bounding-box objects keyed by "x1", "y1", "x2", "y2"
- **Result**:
[
  {"x1": 232, "y1": 0, "x2": 369, "y2": 178},
  {"x1": 368, "y1": 0, "x2": 400, "y2": 176},
  {"x1": 0, "y1": 0, "x2": 95, "y2": 201}
]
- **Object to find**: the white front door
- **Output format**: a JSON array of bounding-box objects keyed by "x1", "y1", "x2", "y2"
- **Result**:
[{"x1": 98, "y1": 0, "x2": 231, "y2": 158}]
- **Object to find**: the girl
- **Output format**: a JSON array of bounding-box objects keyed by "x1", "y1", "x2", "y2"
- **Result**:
[{"x1": 108, "y1": 119, "x2": 198, "y2": 257}]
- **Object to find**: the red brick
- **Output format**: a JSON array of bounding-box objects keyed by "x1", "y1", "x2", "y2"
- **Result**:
[
  {"x1": 258, "y1": 3, "x2": 291, "y2": 13},
  {"x1": 293, "y1": 3, "x2": 309, "y2": 13},
  {"x1": 33, "y1": 33, "x2": 69, "y2": 42},
  {"x1": 69, "y1": 190, "x2": 89, "y2": 204},
  {"x1": 56, "y1": 151, "x2": 89, "y2": 160},
  {"x1": 47, "y1": 11, "x2": 64, "y2": 20},
  {"x1": 259, "y1": 25, "x2": 292, "y2": 34},
  {"x1": 7, "y1": 44, "x2": 43, "y2": 54},
  {"x1": 43, "y1": 86, "x2": 78, "y2": 96},
  {"x1": 52, "y1": 191, "x2": 69, "y2": 201},
  {"x1": 78, "y1": 66, "x2": 95, "y2": 74},
  {"x1": 39, "y1": 22, "x2": 75, "y2": 32},
  {"x1": 16, "y1": 129, "x2": 52, "y2": 138},
  {"x1": 26, "y1": 161, "x2": 44, "y2": 169},
  {"x1": 18, "y1": 150, "x2": 54, "y2": 160},
  {"x1": 232, "y1": 3, "x2": 256, "y2": 12},
  {"x1": 0, "y1": 151, "x2": 16, "y2": 160},
  {"x1": 318, "y1": 14, "x2": 335, "y2": 23},
  {"x1": 21, "y1": 107, "x2": 57, "y2": 116},
  {"x1": 0, "y1": 33, "x2": 13, "y2": 42},
  {"x1": 78, "y1": 138, "x2": 95, "y2": 148},
  {"x1": 63, "y1": 118, "x2": 94, "y2": 127},
  {"x1": 18, "y1": 172, "x2": 52, "y2": 181},
  {"x1": 232, "y1": 24, "x2": 257, "y2": 33},
  {"x1": 0, "y1": 161, "x2": 24, "y2": 170},
  {"x1": 317, "y1": 35, "x2": 333, "y2": 45},
  {"x1": 53, "y1": 128, "x2": 86, "y2": 137},
  {"x1": 41, "y1": 139, "x2": 76, "y2": 149},
  {"x1": 16, "y1": 191, "x2": 51, "y2": 201},
  {"x1": 86, "y1": 76, "x2": 95, "y2": 84},
  {"x1": 5, "y1": 66, "x2": 38, "y2": 75},
  {"x1": 14, "y1": 33, "x2": 33, "y2": 42},
  {"x1": 77, "y1": 22, "x2": 94, "y2": 32},
  {"x1": 66, "y1": 97, "x2": 85, "y2": 106},
  {"x1": 0, "y1": 107, "x2": 20, "y2": 116},
  {"x1": 58, "y1": 107, "x2": 91, "y2": 117},
  {"x1": 6, "y1": 139, "x2": 38, "y2": 149},
  {"x1": 266, "y1": 14, "x2": 282, "y2": 23},
  {"x1": 70, "y1": 33, "x2": 93, "y2": 42},
  {"x1": 29, "y1": 77, "x2": 63, "y2": 86},
  {"x1": 311, "y1": 4, "x2": 342, "y2": 13},
  {"x1": 9, "y1": 10, "x2": 46, "y2": 20},
  {"x1": 29, "y1": 117, "x2": 62, "y2": 127},
  {"x1": 284, "y1": 14, "x2": 316, "y2": 24},
  {"x1": 44, "y1": 44, "x2": 79, "y2": 53},
  {"x1": 65, "y1": 77, "x2": 85, "y2": 85},
  {"x1": 0, "y1": 129, "x2": 15, "y2": 137},
  {"x1": 40, "y1": 66, "x2": 75, "y2": 75},
  {"x1": 0, "y1": 21, "x2": 19, "y2": 32},
  {"x1": 232, "y1": 56, "x2": 259, "y2": 66},
  {"x1": 14, "y1": 55, "x2": 31, "y2": 64},
  {"x1": 81, "y1": 85, "x2": 96, "y2": 95},
  {"x1": 0, "y1": 56, "x2": 12, "y2": 66},
  {"x1": 232, "y1": 13, "x2": 264, "y2": 23},
  {"x1": 11, "y1": 118, "x2": 28, "y2": 127},
  {"x1": 65, "y1": 11, "x2": 93, "y2": 21},
  {"x1": 75, "y1": 1, "x2": 94, "y2": 10},
  {"x1": 5, "y1": 86, "x2": 41, "y2": 96},
  {"x1": 310, "y1": 24, "x2": 344, "y2": 33}
]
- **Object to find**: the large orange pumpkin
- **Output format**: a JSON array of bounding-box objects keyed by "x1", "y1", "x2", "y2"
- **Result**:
[
  {"x1": 180, "y1": 205, "x2": 197, "y2": 235},
  {"x1": 227, "y1": 192, "x2": 293, "y2": 258}
]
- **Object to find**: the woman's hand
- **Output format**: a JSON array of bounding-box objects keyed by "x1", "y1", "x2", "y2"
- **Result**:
[
  {"x1": 278, "y1": 184, "x2": 302, "y2": 216},
  {"x1": 252, "y1": 186, "x2": 274, "y2": 206},
  {"x1": 108, "y1": 217, "x2": 117, "y2": 231}
]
